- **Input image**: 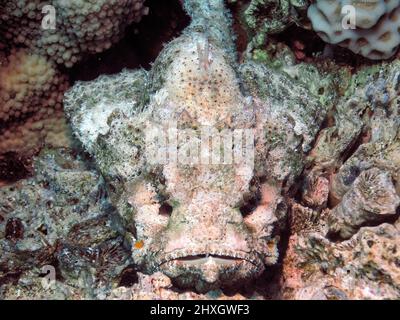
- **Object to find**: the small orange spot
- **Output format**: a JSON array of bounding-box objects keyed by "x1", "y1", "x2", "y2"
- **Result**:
[
  {"x1": 267, "y1": 241, "x2": 275, "y2": 249},
  {"x1": 134, "y1": 240, "x2": 144, "y2": 249}
]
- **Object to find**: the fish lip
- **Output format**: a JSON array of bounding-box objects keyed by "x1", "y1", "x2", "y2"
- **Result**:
[
  {"x1": 176, "y1": 254, "x2": 243, "y2": 262},
  {"x1": 157, "y1": 248, "x2": 263, "y2": 270}
]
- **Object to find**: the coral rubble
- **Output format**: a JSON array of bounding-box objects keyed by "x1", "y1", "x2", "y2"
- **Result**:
[{"x1": 0, "y1": 147, "x2": 130, "y2": 299}]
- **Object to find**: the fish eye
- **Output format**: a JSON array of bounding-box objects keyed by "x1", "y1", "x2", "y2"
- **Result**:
[
  {"x1": 239, "y1": 191, "x2": 261, "y2": 217},
  {"x1": 159, "y1": 202, "x2": 173, "y2": 216}
]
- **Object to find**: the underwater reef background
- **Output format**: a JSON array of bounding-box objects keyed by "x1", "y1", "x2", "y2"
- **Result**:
[{"x1": 0, "y1": 0, "x2": 399, "y2": 299}]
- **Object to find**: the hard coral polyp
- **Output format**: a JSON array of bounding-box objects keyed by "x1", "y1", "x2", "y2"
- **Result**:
[
  {"x1": 0, "y1": 49, "x2": 69, "y2": 156},
  {"x1": 0, "y1": 0, "x2": 148, "y2": 68}
]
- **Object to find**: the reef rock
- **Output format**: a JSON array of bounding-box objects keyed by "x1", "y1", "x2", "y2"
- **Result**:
[
  {"x1": 328, "y1": 168, "x2": 400, "y2": 239},
  {"x1": 0, "y1": 147, "x2": 131, "y2": 299},
  {"x1": 282, "y1": 220, "x2": 400, "y2": 299}
]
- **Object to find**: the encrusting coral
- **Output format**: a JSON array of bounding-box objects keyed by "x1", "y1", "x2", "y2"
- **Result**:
[
  {"x1": 0, "y1": 0, "x2": 150, "y2": 158},
  {"x1": 0, "y1": 49, "x2": 69, "y2": 155},
  {"x1": 239, "y1": 0, "x2": 311, "y2": 54},
  {"x1": 0, "y1": 0, "x2": 149, "y2": 68},
  {"x1": 244, "y1": 0, "x2": 310, "y2": 34},
  {"x1": 0, "y1": 147, "x2": 132, "y2": 299}
]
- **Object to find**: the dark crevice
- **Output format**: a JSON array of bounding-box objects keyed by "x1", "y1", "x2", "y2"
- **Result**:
[
  {"x1": 274, "y1": 25, "x2": 378, "y2": 70},
  {"x1": 0, "y1": 152, "x2": 33, "y2": 184},
  {"x1": 274, "y1": 24, "x2": 326, "y2": 59},
  {"x1": 118, "y1": 265, "x2": 139, "y2": 287},
  {"x1": 226, "y1": 0, "x2": 249, "y2": 61},
  {"x1": 69, "y1": 0, "x2": 190, "y2": 83},
  {"x1": 261, "y1": 218, "x2": 291, "y2": 299},
  {"x1": 0, "y1": 271, "x2": 23, "y2": 287},
  {"x1": 327, "y1": 211, "x2": 400, "y2": 242}
]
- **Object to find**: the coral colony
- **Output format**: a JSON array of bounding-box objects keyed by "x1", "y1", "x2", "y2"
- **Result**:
[{"x1": 0, "y1": 0, "x2": 399, "y2": 300}]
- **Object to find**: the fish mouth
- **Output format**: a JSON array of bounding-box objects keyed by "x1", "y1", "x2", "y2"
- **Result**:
[
  {"x1": 157, "y1": 248, "x2": 264, "y2": 271},
  {"x1": 176, "y1": 254, "x2": 243, "y2": 264}
]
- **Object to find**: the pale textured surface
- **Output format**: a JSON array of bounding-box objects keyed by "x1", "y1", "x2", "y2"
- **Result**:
[
  {"x1": 308, "y1": 0, "x2": 400, "y2": 59},
  {"x1": 281, "y1": 58, "x2": 400, "y2": 300}
]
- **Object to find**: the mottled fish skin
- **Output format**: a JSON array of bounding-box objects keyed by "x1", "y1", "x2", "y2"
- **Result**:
[
  {"x1": 126, "y1": 1, "x2": 279, "y2": 293},
  {"x1": 65, "y1": 0, "x2": 332, "y2": 293},
  {"x1": 64, "y1": 0, "x2": 282, "y2": 293}
]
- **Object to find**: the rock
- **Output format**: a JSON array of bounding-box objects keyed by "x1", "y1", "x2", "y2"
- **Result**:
[
  {"x1": 328, "y1": 168, "x2": 400, "y2": 240},
  {"x1": 282, "y1": 223, "x2": 400, "y2": 299},
  {"x1": 0, "y1": 147, "x2": 130, "y2": 299}
]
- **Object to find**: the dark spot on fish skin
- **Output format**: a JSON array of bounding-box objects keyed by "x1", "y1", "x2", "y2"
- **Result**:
[{"x1": 159, "y1": 202, "x2": 173, "y2": 216}]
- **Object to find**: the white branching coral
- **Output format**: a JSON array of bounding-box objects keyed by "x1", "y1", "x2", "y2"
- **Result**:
[
  {"x1": 308, "y1": 0, "x2": 400, "y2": 59},
  {"x1": 0, "y1": 0, "x2": 148, "y2": 67},
  {"x1": 0, "y1": 49, "x2": 69, "y2": 154}
]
